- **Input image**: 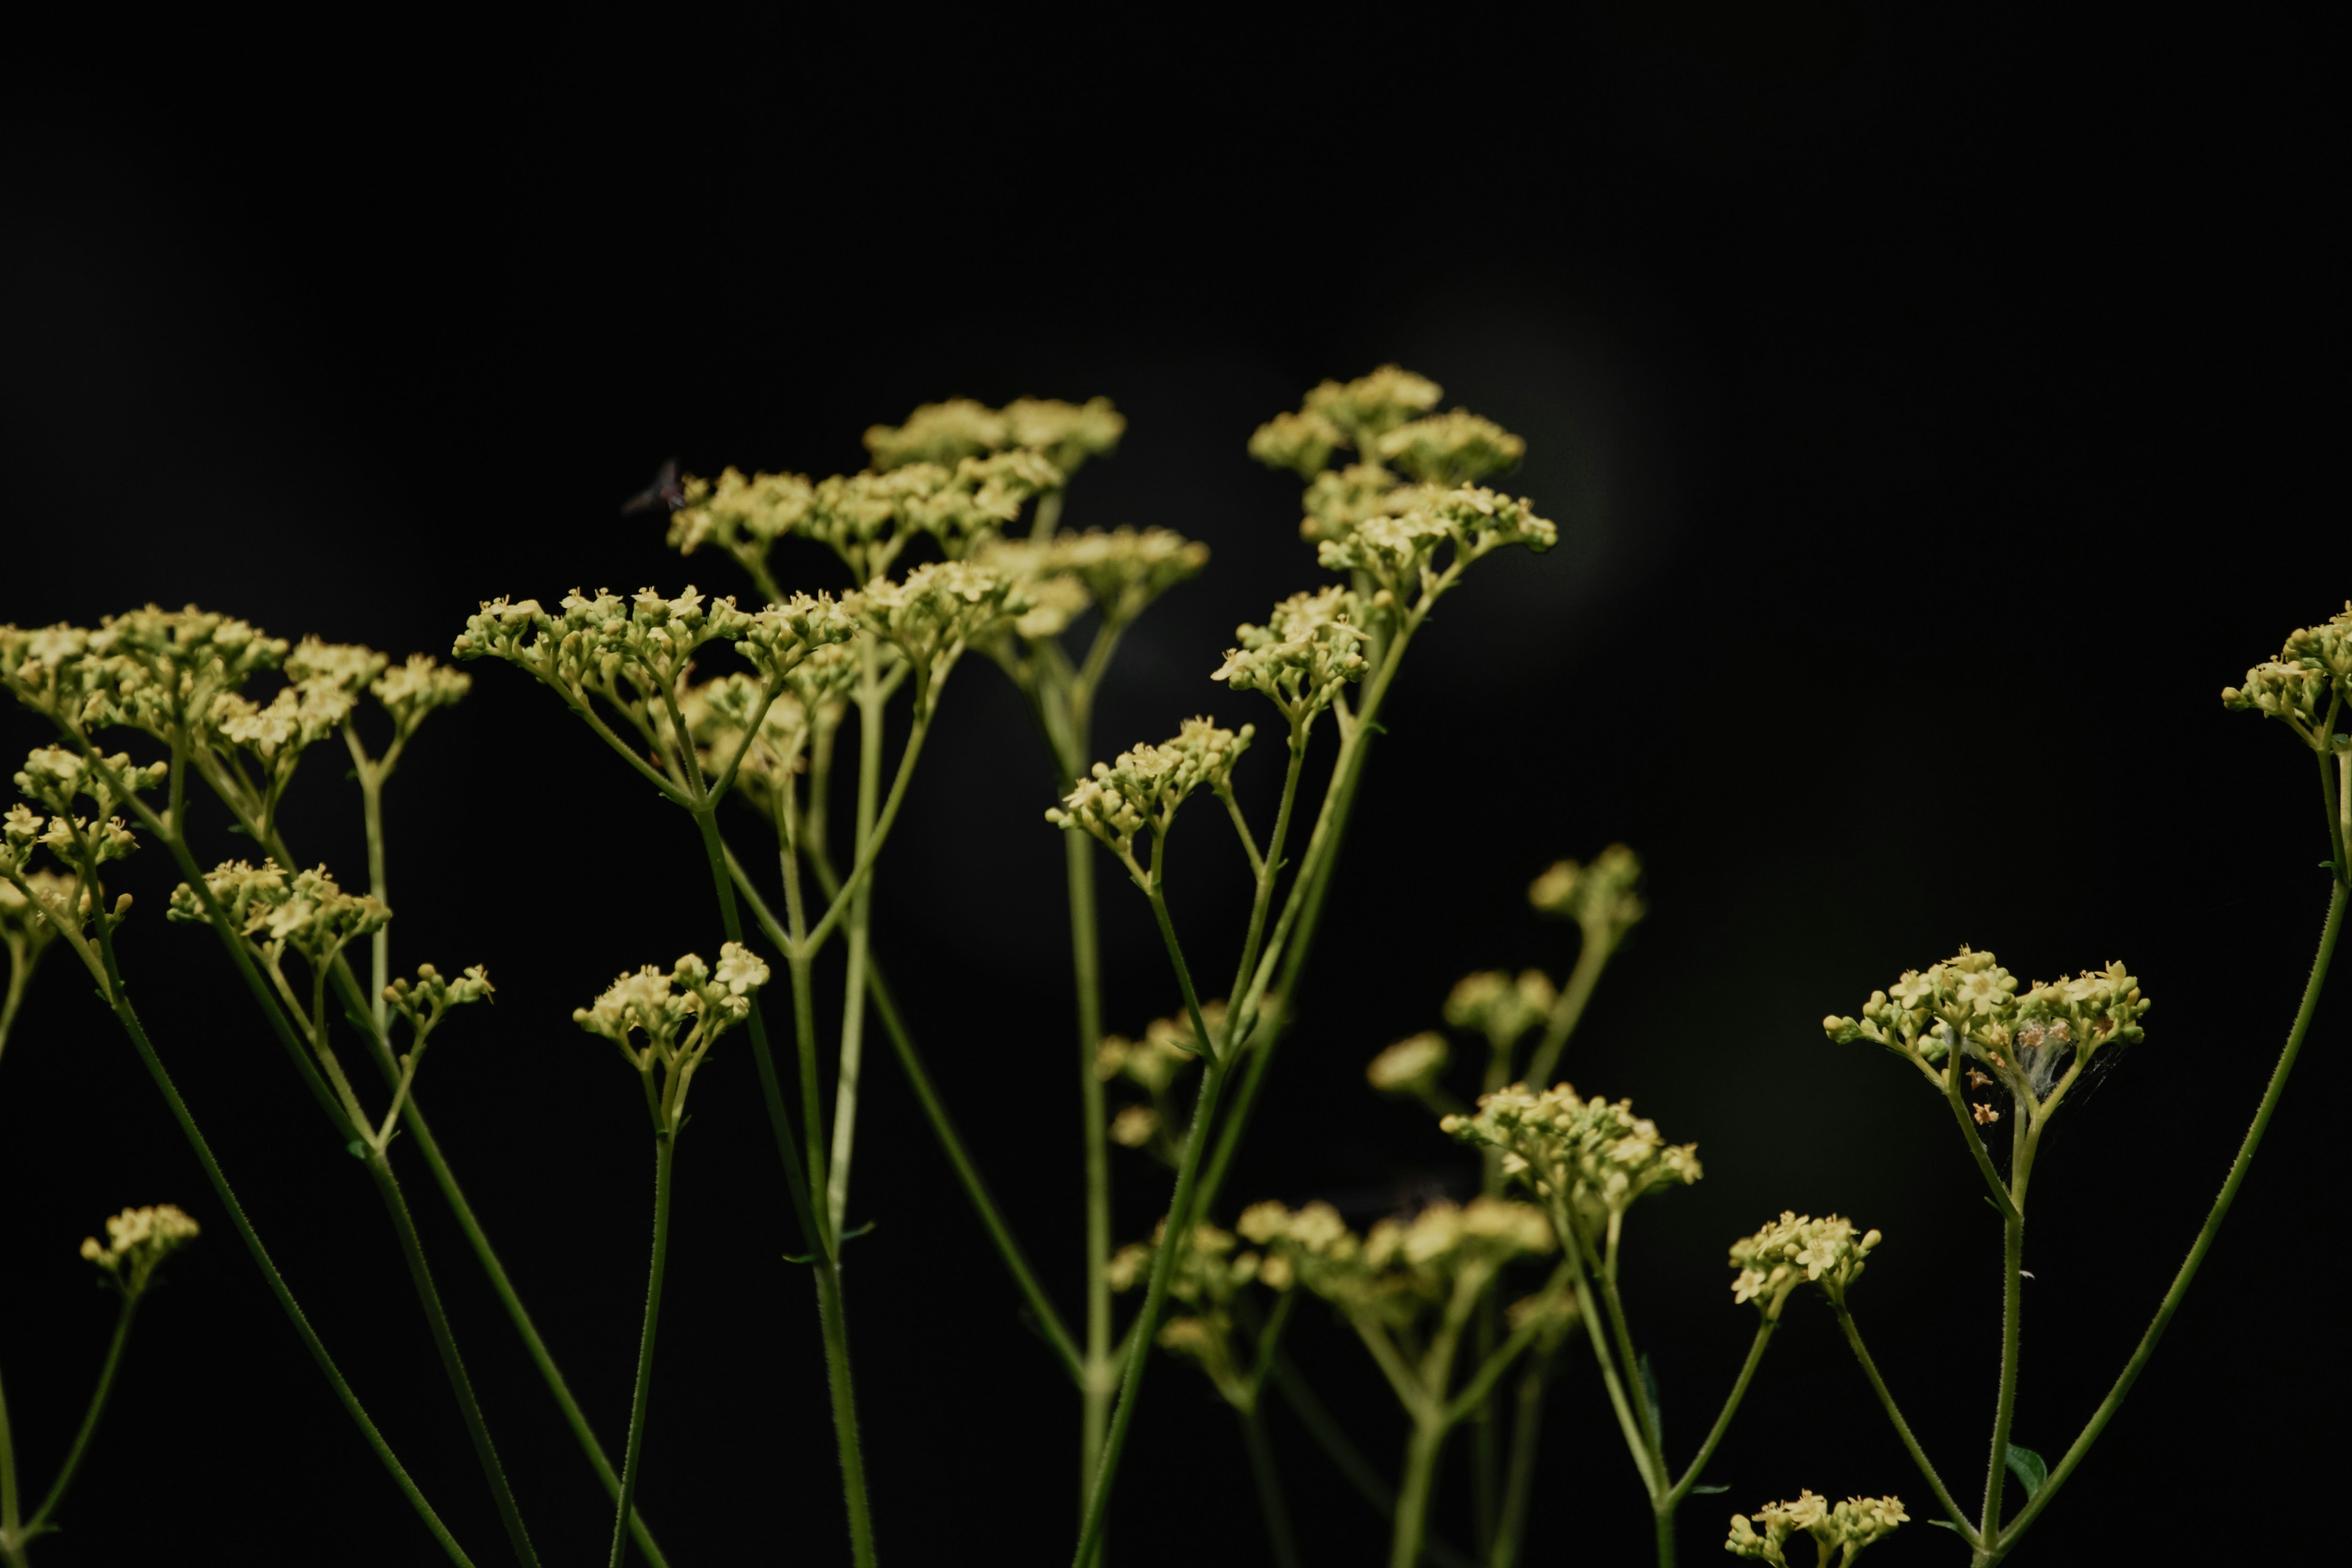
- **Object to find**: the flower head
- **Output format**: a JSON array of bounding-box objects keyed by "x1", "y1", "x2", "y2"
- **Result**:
[
  {"x1": 168, "y1": 859, "x2": 387, "y2": 962},
  {"x1": 1529, "y1": 845, "x2": 1646, "y2": 949},
  {"x1": 1728, "y1": 1212, "x2": 1881, "y2": 1317},
  {"x1": 1444, "y1": 970, "x2": 1557, "y2": 1054},
  {"x1": 1725, "y1": 1491, "x2": 1907, "y2": 1563},
  {"x1": 573, "y1": 943, "x2": 769, "y2": 1130},
  {"x1": 81, "y1": 1204, "x2": 200, "y2": 1297},
  {"x1": 1444, "y1": 1082, "x2": 1701, "y2": 1237},
  {"x1": 1238, "y1": 1196, "x2": 1552, "y2": 1329},
  {"x1": 1211, "y1": 586, "x2": 1370, "y2": 728},
  {"x1": 2223, "y1": 601, "x2": 2352, "y2": 747},
  {"x1": 1046, "y1": 718, "x2": 1254, "y2": 859},
  {"x1": 1366, "y1": 1031, "x2": 1451, "y2": 1098}
]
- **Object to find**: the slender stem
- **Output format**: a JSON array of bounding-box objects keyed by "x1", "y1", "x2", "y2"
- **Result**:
[
  {"x1": 1978, "y1": 1145, "x2": 2027, "y2": 1542},
  {"x1": 799, "y1": 714, "x2": 933, "y2": 957},
  {"x1": 365, "y1": 1151, "x2": 540, "y2": 1568},
  {"x1": 86, "y1": 925, "x2": 475, "y2": 1564},
  {"x1": 1072, "y1": 1059, "x2": 1229, "y2": 1567},
  {"x1": 858, "y1": 940, "x2": 1082, "y2": 1382},
  {"x1": 1238, "y1": 1405, "x2": 1303, "y2": 1568},
  {"x1": 1943, "y1": 1061, "x2": 2022, "y2": 1226},
  {"x1": 1555, "y1": 1214, "x2": 1659, "y2": 1494},
  {"x1": 1067, "y1": 820, "x2": 1115, "y2": 1489},
  {"x1": 608, "y1": 1133, "x2": 676, "y2": 1568},
  {"x1": 827, "y1": 645, "x2": 885, "y2": 1237},
  {"x1": 1491, "y1": 1346, "x2": 1558, "y2": 1568},
  {"x1": 1594, "y1": 1247, "x2": 1663, "y2": 1474},
  {"x1": 1994, "y1": 878, "x2": 2345, "y2": 1559},
  {"x1": 23, "y1": 1295, "x2": 138, "y2": 1534},
  {"x1": 1525, "y1": 921, "x2": 1614, "y2": 1088},
  {"x1": 0, "y1": 951, "x2": 27, "y2": 1068},
  {"x1": 812, "y1": 1260, "x2": 879, "y2": 1568},
  {"x1": 1390, "y1": 1418, "x2": 1448, "y2": 1568},
  {"x1": 1664, "y1": 1319, "x2": 1776, "y2": 1506},
  {"x1": 396, "y1": 1099, "x2": 674, "y2": 1567},
  {"x1": 1832, "y1": 1307, "x2": 1975, "y2": 1542},
  {"x1": 355, "y1": 748, "x2": 390, "y2": 1036},
  {"x1": 2323, "y1": 748, "x2": 2349, "y2": 883},
  {"x1": 0, "y1": 1352, "x2": 18, "y2": 1548}
]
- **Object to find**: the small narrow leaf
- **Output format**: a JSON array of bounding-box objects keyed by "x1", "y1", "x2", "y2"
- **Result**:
[
  {"x1": 1689, "y1": 1483, "x2": 1729, "y2": 1496},
  {"x1": 1639, "y1": 1353, "x2": 1665, "y2": 1450},
  {"x1": 2005, "y1": 1443, "x2": 2048, "y2": 1501},
  {"x1": 1928, "y1": 1520, "x2": 1966, "y2": 1534}
]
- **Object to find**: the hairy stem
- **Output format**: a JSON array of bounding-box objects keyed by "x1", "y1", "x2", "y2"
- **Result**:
[
  {"x1": 607, "y1": 1134, "x2": 676, "y2": 1568},
  {"x1": 1390, "y1": 1417, "x2": 1448, "y2": 1568},
  {"x1": 1239, "y1": 1405, "x2": 1303, "y2": 1568},
  {"x1": 812, "y1": 1260, "x2": 878, "y2": 1568},
  {"x1": 23, "y1": 1292, "x2": 138, "y2": 1537},
  {"x1": 365, "y1": 1151, "x2": 539, "y2": 1567},
  {"x1": 827, "y1": 645, "x2": 885, "y2": 1237},
  {"x1": 1833, "y1": 1307, "x2": 1975, "y2": 1541},
  {"x1": 1992, "y1": 878, "x2": 2345, "y2": 1559}
]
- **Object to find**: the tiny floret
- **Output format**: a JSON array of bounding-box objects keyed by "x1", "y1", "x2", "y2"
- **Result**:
[{"x1": 81, "y1": 1204, "x2": 200, "y2": 1297}]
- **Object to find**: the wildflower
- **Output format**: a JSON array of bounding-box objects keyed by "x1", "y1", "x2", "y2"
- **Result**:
[
  {"x1": 853, "y1": 561, "x2": 1030, "y2": 699},
  {"x1": 1046, "y1": 719, "x2": 1254, "y2": 861},
  {"x1": 1530, "y1": 845, "x2": 1646, "y2": 948},
  {"x1": 863, "y1": 399, "x2": 1010, "y2": 470},
  {"x1": 573, "y1": 943, "x2": 769, "y2": 1132},
  {"x1": 384, "y1": 962, "x2": 494, "y2": 1036},
  {"x1": 1443, "y1": 1082, "x2": 1701, "y2": 1235},
  {"x1": 1302, "y1": 365, "x2": 1444, "y2": 448},
  {"x1": 976, "y1": 527, "x2": 1210, "y2": 631},
  {"x1": 369, "y1": 654, "x2": 472, "y2": 741},
  {"x1": 1313, "y1": 486, "x2": 1558, "y2": 601},
  {"x1": 2223, "y1": 602, "x2": 2352, "y2": 747},
  {"x1": 1108, "y1": 1106, "x2": 1159, "y2": 1148},
  {"x1": 1210, "y1": 586, "x2": 1369, "y2": 729},
  {"x1": 1240, "y1": 1196, "x2": 1552, "y2": 1329},
  {"x1": 1725, "y1": 1491, "x2": 1907, "y2": 1564},
  {"x1": 81, "y1": 1205, "x2": 200, "y2": 1298},
  {"x1": 1107, "y1": 1219, "x2": 1266, "y2": 1410},
  {"x1": 1375, "y1": 409, "x2": 1526, "y2": 487},
  {"x1": 1728, "y1": 1212, "x2": 1881, "y2": 1317},
  {"x1": 1366, "y1": 1032, "x2": 1451, "y2": 1098},
  {"x1": 168, "y1": 859, "x2": 387, "y2": 965},
  {"x1": 668, "y1": 467, "x2": 816, "y2": 557},
  {"x1": 1444, "y1": 970, "x2": 1556, "y2": 1054}
]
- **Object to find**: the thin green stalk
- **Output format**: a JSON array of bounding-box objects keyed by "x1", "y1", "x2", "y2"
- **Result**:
[
  {"x1": 1993, "y1": 878, "x2": 2345, "y2": 1560},
  {"x1": 1662, "y1": 1318, "x2": 1775, "y2": 1508},
  {"x1": 84, "y1": 923, "x2": 473, "y2": 1565},
  {"x1": 359, "y1": 764, "x2": 390, "y2": 1035},
  {"x1": 0, "y1": 1354, "x2": 18, "y2": 1556},
  {"x1": 859, "y1": 943, "x2": 1082, "y2": 1382},
  {"x1": 608, "y1": 1134, "x2": 676, "y2": 1568},
  {"x1": 394, "y1": 1099, "x2": 674, "y2": 1567},
  {"x1": 1238, "y1": 1406, "x2": 1302, "y2": 1568},
  {"x1": 0, "y1": 956, "x2": 26, "y2": 1068},
  {"x1": 812, "y1": 1260, "x2": 878, "y2": 1568},
  {"x1": 1525, "y1": 922, "x2": 1613, "y2": 1088},
  {"x1": 1490, "y1": 1348, "x2": 1558, "y2": 1568},
  {"x1": 1068, "y1": 822, "x2": 1114, "y2": 1491},
  {"x1": 1977, "y1": 1142, "x2": 2028, "y2": 1544},
  {"x1": 1072, "y1": 1058, "x2": 1228, "y2": 1567},
  {"x1": 364, "y1": 1151, "x2": 540, "y2": 1568},
  {"x1": 1390, "y1": 1417, "x2": 1448, "y2": 1568},
  {"x1": 1833, "y1": 1307, "x2": 1975, "y2": 1542},
  {"x1": 23, "y1": 1294, "x2": 137, "y2": 1537},
  {"x1": 1264, "y1": 1355, "x2": 1476, "y2": 1568},
  {"x1": 827, "y1": 646, "x2": 886, "y2": 1238}
]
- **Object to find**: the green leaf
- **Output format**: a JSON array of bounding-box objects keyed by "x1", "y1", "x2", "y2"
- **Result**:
[
  {"x1": 1928, "y1": 1520, "x2": 1966, "y2": 1534},
  {"x1": 2005, "y1": 1442, "x2": 2047, "y2": 1501},
  {"x1": 1638, "y1": 1353, "x2": 1664, "y2": 1450},
  {"x1": 1689, "y1": 1483, "x2": 1728, "y2": 1496}
]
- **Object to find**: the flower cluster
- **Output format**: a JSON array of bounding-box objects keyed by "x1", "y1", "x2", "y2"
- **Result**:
[
  {"x1": 1529, "y1": 843, "x2": 1646, "y2": 948},
  {"x1": 1443, "y1": 1082, "x2": 1702, "y2": 1233},
  {"x1": 1376, "y1": 410, "x2": 1526, "y2": 488},
  {"x1": 1099, "y1": 997, "x2": 1272, "y2": 1153},
  {"x1": 384, "y1": 962, "x2": 494, "y2": 1041},
  {"x1": 851, "y1": 560, "x2": 1029, "y2": 693},
  {"x1": 1210, "y1": 587, "x2": 1370, "y2": 728},
  {"x1": 1108, "y1": 1221, "x2": 1268, "y2": 1409},
  {"x1": 1248, "y1": 366, "x2": 1445, "y2": 477},
  {"x1": 167, "y1": 859, "x2": 388, "y2": 964},
  {"x1": 1728, "y1": 1212, "x2": 1881, "y2": 1318},
  {"x1": 1314, "y1": 486, "x2": 1558, "y2": 602},
  {"x1": 81, "y1": 1204, "x2": 200, "y2": 1298},
  {"x1": 1825, "y1": 948, "x2": 2150, "y2": 1114},
  {"x1": 455, "y1": 586, "x2": 859, "y2": 705},
  {"x1": 1445, "y1": 970, "x2": 1557, "y2": 1054},
  {"x1": 1366, "y1": 1031, "x2": 1451, "y2": 1099},
  {"x1": 667, "y1": 467, "x2": 816, "y2": 559},
  {"x1": 973, "y1": 527, "x2": 1210, "y2": 636},
  {"x1": 573, "y1": 944, "x2": 771, "y2": 1130},
  {"x1": 1725, "y1": 1491, "x2": 1907, "y2": 1564},
  {"x1": 3, "y1": 607, "x2": 289, "y2": 741},
  {"x1": 5, "y1": 777, "x2": 145, "y2": 879},
  {"x1": 1046, "y1": 718, "x2": 1254, "y2": 861},
  {"x1": 864, "y1": 396, "x2": 1125, "y2": 479},
  {"x1": 369, "y1": 654, "x2": 472, "y2": 740},
  {"x1": 2222, "y1": 601, "x2": 2352, "y2": 747},
  {"x1": 679, "y1": 672, "x2": 815, "y2": 811},
  {"x1": 1238, "y1": 1197, "x2": 1553, "y2": 1328},
  {"x1": 1, "y1": 866, "x2": 80, "y2": 969}
]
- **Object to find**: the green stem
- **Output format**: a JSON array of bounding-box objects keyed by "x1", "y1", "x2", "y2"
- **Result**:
[
  {"x1": 396, "y1": 1100, "x2": 674, "y2": 1567},
  {"x1": 358, "y1": 760, "x2": 390, "y2": 1035},
  {"x1": 1664, "y1": 1318, "x2": 1776, "y2": 1507},
  {"x1": 2323, "y1": 749, "x2": 2349, "y2": 883},
  {"x1": 1068, "y1": 821, "x2": 1114, "y2": 1493},
  {"x1": 1238, "y1": 1405, "x2": 1302, "y2": 1568},
  {"x1": 1525, "y1": 921, "x2": 1614, "y2": 1088},
  {"x1": 1072, "y1": 1058, "x2": 1228, "y2": 1567},
  {"x1": 860, "y1": 943, "x2": 1082, "y2": 1382},
  {"x1": 0, "y1": 1354, "x2": 18, "y2": 1551},
  {"x1": 608, "y1": 1133, "x2": 676, "y2": 1568},
  {"x1": 0, "y1": 951, "x2": 26, "y2": 1068},
  {"x1": 1978, "y1": 1150, "x2": 2027, "y2": 1543},
  {"x1": 1264, "y1": 1354, "x2": 1475, "y2": 1568},
  {"x1": 1390, "y1": 1417, "x2": 1448, "y2": 1568},
  {"x1": 827, "y1": 646, "x2": 885, "y2": 1238},
  {"x1": 812, "y1": 1260, "x2": 878, "y2": 1568},
  {"x1": 365, "y1": 1152, "x2": 540, "y2": 1568},
  {"x1": 23, "y1": 1293, "x2": 137, "y2": 1535},
  {"x1": 1992, "y1": 878, "x2": 2345, "y2": 1559},
  {"x1": 1832, "y1": 1307, "x2": 1975, "y2": 1542},
  {"x1": 86, "y1": 931, "x2": 473, "y2": 1564},
  {"x1": 1490, "y1": 1347, "x2": 1558, "y2": 1568}
]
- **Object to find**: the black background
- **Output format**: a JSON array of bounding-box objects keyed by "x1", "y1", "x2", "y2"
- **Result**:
[{"x1": 2, "y1": 11, "x2": 2342, "y2": 1565}]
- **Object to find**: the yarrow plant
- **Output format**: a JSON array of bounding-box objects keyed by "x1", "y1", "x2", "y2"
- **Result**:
[{"x1": 0, "y1": 379, "x2": 2339, "y2": 1568}]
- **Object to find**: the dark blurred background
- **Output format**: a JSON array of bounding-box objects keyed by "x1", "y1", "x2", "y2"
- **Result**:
[{"x1": 2, "y1": 10, "x2": 2341, "y2": 1564}]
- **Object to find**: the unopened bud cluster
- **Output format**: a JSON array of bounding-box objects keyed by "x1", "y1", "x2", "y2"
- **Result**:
[
  {"x1": 1238, "y1": 1197, "x2": 1553, "y2": 1327},
  {"x1": 1445, "y1": 969, "x2": 1556, "y2": 1053},
  {"x1": 80, "y1": 1204, "x2": 200, "y2": 1297},
  {"x1": 1529, "y1": 844, "x2": 1646, "y2": 948},
  {"x1": 1047, "y1": 718, "x2": 1254, "y2": 859},
  {"x1": 2222, "y1": 601, "x2": 2352, "y2": 747},
  {"x1": 1210, "y1": 586, "x2": 1369, "y2": 728}
]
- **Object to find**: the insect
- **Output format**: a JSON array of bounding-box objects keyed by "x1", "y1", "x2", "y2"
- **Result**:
[{"x1": 620, "y1": 458, "x2": 685, "y2": 515}]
